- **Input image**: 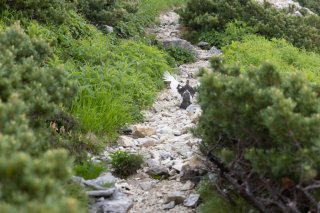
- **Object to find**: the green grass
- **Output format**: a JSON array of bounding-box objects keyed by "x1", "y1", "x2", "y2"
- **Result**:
[
  {"x1": 22, "y1": 7, "x2": 174, "y2": 137},
  {"x1": 222, "y1": 35, "x2": 320, "y2": 83},
  {"x1": 72, "y1": 91, "x2": 132, "y2": 138},
  {"x1": 74, "y1": 161, "x2": 106, "y2": 180}
]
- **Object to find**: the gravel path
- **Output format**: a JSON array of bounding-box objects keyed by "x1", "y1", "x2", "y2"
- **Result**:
[{"x1": 101, "y1": 11, "x2": 219, "y2": 213}]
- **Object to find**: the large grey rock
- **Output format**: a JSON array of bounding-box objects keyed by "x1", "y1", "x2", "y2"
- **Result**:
[
  {"x1": 158, "y1": 150, "x2": 173, "y2": 160},
  {"x1": 87, "y1": 188, "x2": 116, "y2": 197},
  {"x1": 137, "y1": 137, "x2": 157, "y2": 147},
  {"x1": 172, "y1": 160, "x2": 185, "y2": 172},
  {"x1": 86, "y1": 172, "x2": 117, "y2": 187},
  {"x1": 90, "y1": 191, "x2": 133, "y2": 213},
  {"x1": 118, "y1": 136, "x2": 135, "y2": 147},
  {"x1": 157, "y1": 125, "x2": 174, "y2": 135},
  {"x1": 139, "y1": 181, "x2": 155, "y2": 191},
  {"x1": 103, "y1": 25, "x2": 114, "y2": 33},
  {"x1": 162, "y1": 38, "x2": 196, "y2": 55},
  {"x1": 197, "y1": 41, "x2": 211, "y2": 50},
  {"x1": 183, "y1": 193, "x2": 200, "y2": 207},
  {"x1": 209, "y1": 46, "x2": 222, "y2": 55},
  {"x1": 163, "y1": 201, "x2": 176, "y2": 210},
  {"x1": 146, "y1": 159, "x2": 169, "y2": 176},
  {"x1": 165, "y1": 191, "x2": 186, "y2": 204},
  {"x1": 181, "y1": 181, "x2": 195, "y2": 191}
]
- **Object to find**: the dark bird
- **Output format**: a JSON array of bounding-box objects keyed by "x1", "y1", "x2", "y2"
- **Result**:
[{"x1": 163, "y1": 72, "x2": 195, "y2": 109}]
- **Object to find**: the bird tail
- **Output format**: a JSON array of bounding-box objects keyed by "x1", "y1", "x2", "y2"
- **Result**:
[{"x1": 163, "y1": 71, "x2": 176, "y2": 82}]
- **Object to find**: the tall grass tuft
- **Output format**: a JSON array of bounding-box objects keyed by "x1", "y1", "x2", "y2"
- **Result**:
[{"x1": 72, "y1": 91, "x2": 132, "y2": 138}]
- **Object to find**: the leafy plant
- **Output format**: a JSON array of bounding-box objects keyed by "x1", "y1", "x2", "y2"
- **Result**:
[
  {"x1": 74, "y1": 161, "x2": 106, "y2": 180},
  {"x1": 109, "y1": 151, "x2": 143, "y2": 178}
]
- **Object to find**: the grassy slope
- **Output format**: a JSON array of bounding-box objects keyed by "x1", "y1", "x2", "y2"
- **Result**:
[
  {"x1": 4, "y1": 0, "x2": 186, "y2": 140},
  {"x1": 222, "y1": 35, "x2": 320, "y2": 83}
]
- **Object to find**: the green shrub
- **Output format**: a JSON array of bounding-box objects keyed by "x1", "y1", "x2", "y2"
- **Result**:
[
  {"x1": 0, "y1": 24, "x2": 76, "y2": 128},
  {"x1": 196, "y1": 58, "x2": 320, "y2": 212},
  {"x1": 109, "y1": 151, "x2": 143, "y2": 178},
  {"x1": 295, "y1": 0, "x2": 320, "y2": 15},
  {"x1": 198, "y1": 179, "x2": 256, "y2": 213},
  {"x1": 0, "y1": 0, "x2": 74, "y2": 23},
  {"x1": 194, "y1": 21, "x2": 256, "y2": 48},
  {"x1": 0, "y1": 25, "x2": 84, "y2": 212},
  {"x1": 74, "y1": 161, "x2": 106, "y2": 180},
  {"x1": 164, "y1": 46, "x2": 196, "y2": 66},
  {"x1": 179, "y1": 0, "x2": 320, "y2": 52},
  {"x1": 222, "y1": 35, "x2": 320, "y2": 83},
  {"x1": 77, "y1": 0, "x2": 139, "y2": 26}
]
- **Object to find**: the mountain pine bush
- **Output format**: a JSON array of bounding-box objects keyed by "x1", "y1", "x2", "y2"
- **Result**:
[
  {"x1": 295, "y1": 0, "x2": 320, "y2": 15},
  {"x1": 179, "y1": 0, "x2": 320, "y2": 52},
  {"x1": 77, "y1": 0, "x2": 139, "y2": 26},
  {"x1": 0, "y1": 25, "x2": 84, "y2": 212},
  {"x1": 196, "y1": 57, "x2": 320, "y2": 212},
  {"x1": 0, "y1": 24, "x2": 76, "y2": 128},
  {"x1": 0, "y1": 0, "x2": 74, "y2": 23}
]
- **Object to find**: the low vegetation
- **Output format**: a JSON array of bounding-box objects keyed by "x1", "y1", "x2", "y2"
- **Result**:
[
  {"x1": 0, "y1": 24, "x2": 84, "y2": 213},
  {"x1": 179, "y1": 0, "x2": 320, "y2": 52},
  {"x1": 294, "y1": 0, "x2": 320, "y2": 15},
  {"x1": 196, "y1": 57, "x2": 320, "y2": 212},
  {"x1": 109, "y1": 151, "x2": 144, "y2": 178},
  {"x1": 0, "y1": 0, "x2": 186, "y2": 211},
  {"x1": 163, "y1": 46, "x2": 196, "y2": 66},
  {"x1": 222, "y1": 35, "x2": 320, "y2": 82},
  {"x1": 74, "y1": 161, "x2": 106, "y2": 180},
  {"x1": 198, "y1": 179, "x2": 256, "y2": 213}
]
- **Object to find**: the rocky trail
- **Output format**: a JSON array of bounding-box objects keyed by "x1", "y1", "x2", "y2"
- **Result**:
[
  {"x1": 75, "y1": 1, "x2": 306, "y2": 212},
  {"x1": 74, "y1": 11, "x2": 220, "y2": 213}
]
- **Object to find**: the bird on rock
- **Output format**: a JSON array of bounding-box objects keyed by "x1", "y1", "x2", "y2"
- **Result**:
[{"x1": 163, "y1": 71, "x2": 195, "y2": 109}]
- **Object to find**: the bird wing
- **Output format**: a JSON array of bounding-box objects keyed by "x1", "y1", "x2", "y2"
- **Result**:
[{"x1": 163, "y1": 71, "x2": 180, "y2": 98}]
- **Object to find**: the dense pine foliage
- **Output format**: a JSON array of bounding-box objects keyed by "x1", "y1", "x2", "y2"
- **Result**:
[
  {"x1": 0, "y1": 25, "x2": 84, "y2": 213},
  {"x1": 295, "y1": 0, "x2": 320, "y2": 15},
  {"x1": 179, "y1": 0, "x2": 320, "y2": 52},
  {"x1": 196, "y1": 58, "x2": 320, "y2": 212},
  {"x1": 179, "y1": 0, "x2": 320, "y2": 212}
]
